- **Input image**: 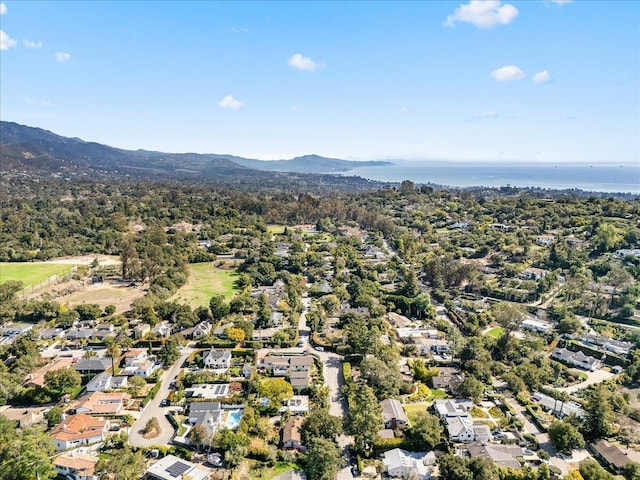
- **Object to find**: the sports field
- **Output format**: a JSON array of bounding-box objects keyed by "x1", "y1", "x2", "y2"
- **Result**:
[
  {"x1": 170, "y1": 262, "x2": 239, "y2": 307},
  {"x1": 0, "y1": 262, "x2": 77, "y2": 288}
]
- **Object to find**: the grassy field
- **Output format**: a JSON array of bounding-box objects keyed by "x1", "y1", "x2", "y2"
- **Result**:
[
  {"x1": 404, "y1": 403, "x2": 429, "y2": 423},
  {"x1": 171, "y1": 262, "x2": 239, "y2": 307},
  {"x1": 485, "y1": 326, "x2": 504, "y2": 338},
  {"x1": 0, "y1": 262, "x2": 78, "y2": 288},
  {"x1": 267, "y1": 225, "x2": 287, "y2": 235}
]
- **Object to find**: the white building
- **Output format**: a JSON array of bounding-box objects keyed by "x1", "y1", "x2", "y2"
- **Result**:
[
  {"x1": 521, "y1": 319, "x2": 553, "y2": 334},
  {"x1": 203, "y1": 348, "x2": 232, "y2": 369},
  {"x1": 146, "y1": 454, "x2": 209, "y2": 480},
  {"x1": 382, "y1": 448, "x2": 436, "y2": 480}
]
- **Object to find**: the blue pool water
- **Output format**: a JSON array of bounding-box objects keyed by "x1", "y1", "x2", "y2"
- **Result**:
[{"x1": 225, "y1": 410, "x2": 243, "y2": 429}]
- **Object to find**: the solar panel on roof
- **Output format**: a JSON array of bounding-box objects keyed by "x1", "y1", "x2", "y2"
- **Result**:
[{"x1": 166, "y1": 461, "x2": 191, "y2": 478}]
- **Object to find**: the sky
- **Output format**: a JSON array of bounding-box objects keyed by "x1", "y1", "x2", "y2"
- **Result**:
[{"x1": 0, "y1": 1, "x2": 638, "y2": 164}]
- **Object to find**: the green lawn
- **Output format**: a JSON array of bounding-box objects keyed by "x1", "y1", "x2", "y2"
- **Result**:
[
  {"x1": 0, "y1": 262, "x2": 78, "y2": 288},
  {"x1": 485, "y1": 326, "x2": 504, "y2": 338},
  {"x1": 267, "y1": 225, "x2": 287, "y2": 235},
  {"x1": 404, "y1": 403, "x2": 429, "y2": 423},
  {"x1": 170, "y1": 262, "x2": 239, "y2": 307}
]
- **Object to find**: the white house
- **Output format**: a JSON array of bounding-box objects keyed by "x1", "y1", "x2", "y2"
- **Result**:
[
  {"x1": 445, "y1": 415, "x2": 492, "y2": 443},
  {"x1": 85, "y1": 372, "x2": 112, "y2": 393},
  {"x1": 521, "y1": 319, "x2": 553, "y2": 334},
  {"x1": 203, "y1": 349, "x2": 232, "y2": 369},
  {"x1": 50, "y1": 414, "x2": 109, "y2": 451},
  {"x1": 185, "y1": 383, "x2": 230, "y2": 400},
  {"x1": 146, "y1": 454, "x2": 209, "y2": 480},
  {"x1": 551, "y1": 347, "x2": 601, "y2": 371},
  {"x1": 134, "y1": 360, "x2": 157, "y2": 378},
  {"x1": 53, "y1": 452, "x2": 99, "y2": 480},
  {"x1": 433, "y1": 399, "x2": 474, "y2": 419},
  {"x1": 382, "y1": 448, "x2": 436, "y2": 480}
]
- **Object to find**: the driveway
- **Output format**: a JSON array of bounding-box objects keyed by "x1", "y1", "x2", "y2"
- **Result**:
[
  {"x1": 503, "y1": 395, "x2": 569, "y2": 476},
  {"x1": 129, "y1": 347, "x2": 194, "y2": 447},
  {"x1": 557, "y1": 368, "x2": 615, "y2": 394}
]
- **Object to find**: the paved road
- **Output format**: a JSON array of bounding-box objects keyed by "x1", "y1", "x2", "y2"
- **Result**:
[
  {"x1": 503, "y1": 395, "x2": 569, "y2": 476},
  {"x1": 129, "y1": 347, "x2": 194, "y2": 447},
  {"x1": 557, "y1": 368, "x2": 615, "y2": 393}
]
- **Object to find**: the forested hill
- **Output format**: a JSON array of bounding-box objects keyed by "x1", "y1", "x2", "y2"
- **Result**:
[{"x1": 0, "y1": 121, "x2": 391, "y2": 179}]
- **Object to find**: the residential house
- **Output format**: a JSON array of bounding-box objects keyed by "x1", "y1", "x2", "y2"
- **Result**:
[
  {"x1": 133, "y1": 323, "x2": 151, "y2": 340},
  {"x1": 382, "y1": 448, "x2": 436, "y2": 480},
  {"x1": 590, "y1": 440, "x2": 640, "y2": 473},
  {"x1": 535, "y1": 235, "x2": 556, "y2": 246},
  {"x1": 416, "y1": 337, "x2": 450, "y2": 356},
  {"x1": 551, "y1": 347, "x2": 601, "y2": 371},
  {"x1": 289, "y1": 371, "x2": 311, "y2": 391},
  {"x1": 463, "y1": 442, "x2": 524, "y2": 470},
  {"x1": 23, "y1": 357, "x2": 74, "y2": 388},
  {"x1": 252, "y1": 327, "x2": 281, "y2": 342},
  {"x1": 123, "y1": 348, "x2": 148, "y2": 366},
  {"x1": 281, "y1": 396, "x2": 309, "y2": 415},
  {"x1": 387, "y1": 312, "x2": 413, "y2": 329},
  {"x1": 521, "y1": 319, "x2": 553, "y2": 334},
  {"x1": 74, "y1": 358, "x2": 113, "y2": 375},
  {"x1": 85, "y1": 372, "x2": 113, "y2": 393},
  {"x1": 519, "y1": 268, "x2": 548, "y2": 281},
  {"x1": 2, "y1": 323, "x2": 34, "y2": 337},
  {"x1": 185, "y1": 383, "x2": 230, "y2": 400},
  {"x1": 53, "y1": 452, "x2": 99, "y2": 480},
  {"x1": 37, "y1": 328, "x2": 65, "y2": 340},
  {"x1": 262, "y1": 355, "x2": 313, "y2": 375},
  {"x1": 431, "y1": 368, "x2": 464, "y2": 394},
  {"x1": 187, "y1": 401, "x2": 223, "y2": 438},
  {"x1": 380, "y1": 398, "x2": 410, "y2": 430},
  {"x1": 146, "y1": 454, "x2": 209, "y2": 480},
  {"x1": 242, "y1": 363, "x2": 254, "y2": 378},
  {"x1": 133, "y1": 360, "x2": 156, "y2": 378},
  {"x1": 433, "y1": 399, "x2": 474, "y2": 419},
  {"x1": 151, "y1": 322, "x2": 172, "y2": 338},
  {"x1": 50, "y1": 414, "x2": 109, "y2": 451},
  {"x1": 75, "y1": 392, "x2": 130, "y2": 415},
  {"x1": 582, "y1": 334, "x2": 634, "y2": 356},
  {"x1": 191, "y1": 321, "x2": 212, "y2": 339},
  {"x1": 0, "y1": 405, "x2": 46, "y2": 428},
  {"x1": 532, "y1": 392, "x2": 584, "y2": 418},
  {"x1": 615, "y1": 249, "x2": 640, "y2": 259},
  {"x1": 282, "y1": 416, "x2": 306, "y2": 452},
  {"x1": 203, "y1": 349, "x2": 232, "y2": 370},
  {"x1": 445, "y1": 415, "x2": 491, "y2": 443}
]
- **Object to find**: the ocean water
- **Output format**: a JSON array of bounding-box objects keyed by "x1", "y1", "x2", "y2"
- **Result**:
[{"x1": 344, "y1": 161, "x2": 640, "y2": 194}]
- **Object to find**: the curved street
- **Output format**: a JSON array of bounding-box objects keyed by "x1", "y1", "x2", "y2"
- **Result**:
[{"x1": 129, "y1": 347, "x2": 194, "y2": 447}]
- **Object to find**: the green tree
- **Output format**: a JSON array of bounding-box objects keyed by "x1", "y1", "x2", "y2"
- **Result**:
[
  {"x1": 305, "y1": 437, "x2": 343, "y2": 480},
  {"x1": 128, "y1": 375, "x2": 147, "y2": 397},
  {"x1": 458, "y1": 376, "x2": 485, "y2": 403},
  {"x1": 406, "y1": 411, "x2": 444, "y2": 450},
  {"x1": 104, "y1": 337, "x2": 122, "y2": 374},
  {"x1": 301, "y1": 409, "x2": 343, "y2": 444},
  {"x1": 209, "y1": 294, "x2": 230, "y2": 321},
  {"x1": 593, "y1": 223, "x2": 623, "y2": 252},
  {"x1": 188, "y1": 424, "x2": 209, "y2": 451},
  {"x1": 344, "y1": 385, "x2": 382, "y2": 457},
  {"x1": 225, "y1": 327, "x2": 245, "y2": 343},
  {"x1": 0, "y1": 417, "x2": 56, "y2": 480},
  {"x1": 95, "y1": 446, "x2": 146, "y2": 480},
  {"x1": 258, "y1": 377, "x2": 293, "y2": 405},
  {"x1": 579, "y1": 459, "x2": 615, "y2": 480},
  {"x1": 582, "y1": 385, "x2": 614, "y2": 440},
  {"x1": 44, "y1": 367, "x2": 82, "y2": 396},
  {"x1": 158, "y1": 339, "x2": 180, "y2": 366},
  {"x1": 44, "y1": 406, "x2": 64, "y2": 428},
  {"x1": 549, "y1": 420, "x2": 585, "y2": 455},
  {"x1": 74, "y1": 303, "x2": 102, "y2": 321},
  {"x1": 623, "y1": 462, "x2": 640, "y2": 480}
]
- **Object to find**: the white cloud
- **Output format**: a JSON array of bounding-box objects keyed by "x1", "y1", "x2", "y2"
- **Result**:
[
  {"x1": 0, "y1": 30, "x2": 17, "y2": 50},
  {"x1": 400, "y1": 106, "x2": 410, "y2": 114},
  {"x1": 231, "y1": 27, "x2": 249, "y2": 33},
  {"x1": 533, "y1": 70, "x2": 551, "y2": 83},
  {"x1": 55, "y1": 51, "x2": 71, "y2": 62},
  {"x1": 288, "y1": 53, "x2": 322, "y2": 71},
  {"x1": 23, "y1": 39, "x2": 43, "y2": 49},
  {"x1": 468, "y1": 110, "x2": 500, "y2": 121},
  {"x1": 26, "y1": 98, "x2": 53, "y2": 108},
  {"x1": 547, "y1": 0, "x2": 572, "y2": 4},
  {"x1": 445, "y1": 0, "x2": 518, "y2": 28},
  {"x1": 218, "y1": 95, "x2": 243, "y2": 110},
  {"x1": 0, "y1": 3, "x2": 6, "y2": 15},
  {"x1": 291, "y1": 105, "x2": 300, "y2": 113},
  {"x1": 491, "y1": 65, "x2": 525, "y2": 81}
]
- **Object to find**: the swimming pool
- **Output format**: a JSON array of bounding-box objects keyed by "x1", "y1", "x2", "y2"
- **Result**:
[{"x1": 225, "y1": 410, "x2": 243, "y2": 430}]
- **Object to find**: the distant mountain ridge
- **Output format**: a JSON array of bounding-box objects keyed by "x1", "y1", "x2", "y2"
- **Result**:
[{"x1": 0, "y1": 121, "x2": 393, "y2": 177}]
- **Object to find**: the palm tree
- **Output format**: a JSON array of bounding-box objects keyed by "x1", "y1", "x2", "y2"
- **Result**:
[{"x1": 105, "y1": 338, "x2": 122, "y2": 374}]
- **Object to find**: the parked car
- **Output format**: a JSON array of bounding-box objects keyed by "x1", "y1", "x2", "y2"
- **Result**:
[
  {"x1": 314, "y1": 346, "x2": 324, "y2": 352},
  {"x1": 160, "y1": 399, "x2": 168, "y2": 407}
]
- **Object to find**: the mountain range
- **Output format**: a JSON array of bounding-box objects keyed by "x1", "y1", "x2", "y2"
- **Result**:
[{"x1": 0, "y1": 121, "x2": 392, "y2": 180}]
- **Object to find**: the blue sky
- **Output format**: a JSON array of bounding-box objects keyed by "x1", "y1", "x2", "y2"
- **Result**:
[{"x1": 0, "y1": 1, "x2": 638, "y2": 163}]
